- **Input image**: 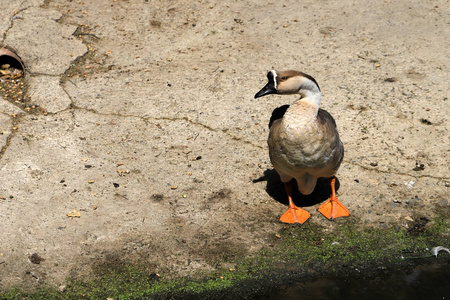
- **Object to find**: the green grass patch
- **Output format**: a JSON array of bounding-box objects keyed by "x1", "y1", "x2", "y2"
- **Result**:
[{"x1": 1, "y1": 211, "x2": 448, "y2": 299}]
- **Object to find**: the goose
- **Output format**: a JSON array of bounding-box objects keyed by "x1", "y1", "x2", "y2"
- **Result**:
[{"x1": 255, "y1": 70, "x2": 350, "y2": 224}]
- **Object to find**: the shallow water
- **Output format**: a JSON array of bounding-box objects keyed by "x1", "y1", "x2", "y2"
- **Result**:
[{"x1": 266, "y1": 261, "x2": 450, "y2": 300}]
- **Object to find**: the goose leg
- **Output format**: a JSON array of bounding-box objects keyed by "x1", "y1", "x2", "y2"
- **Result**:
[
  {"x1": 280, "y1": 180, "x2": 311, "y2": 224},
  {"x1": 318, "y1": 177, "x2": 350, "y2": 220}
]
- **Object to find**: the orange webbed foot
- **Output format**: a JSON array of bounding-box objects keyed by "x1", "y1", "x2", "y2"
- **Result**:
[
  {"x1": 318, "y1": 177, "x2": 350, "y2": 220},
  {"x1": 280, "y1": 180, "x2": 311, "y2": 224},
  {"x1": 317, "y1": 197, "x2": 350, "y2": 220},
  {"x1": 280, "y1": 206, "x2": 311, "y2": 224}
]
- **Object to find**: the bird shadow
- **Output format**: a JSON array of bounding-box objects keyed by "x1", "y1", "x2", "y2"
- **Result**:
[{"x1": 253, "y1": 169, "x2": 340, "y2": 207}]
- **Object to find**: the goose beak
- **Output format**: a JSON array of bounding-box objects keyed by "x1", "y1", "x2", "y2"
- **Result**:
[
  {"x1": 255, "y1": 71, "x2": 277, "y2": 98},
  {"x1": 254, "y1": 81, "x2": 277, "y2": 98}
]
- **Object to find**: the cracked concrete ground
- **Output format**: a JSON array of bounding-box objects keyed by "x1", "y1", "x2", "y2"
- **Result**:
[{"x1": 0, "y1": 0, "x2": 448, "y2": 290}]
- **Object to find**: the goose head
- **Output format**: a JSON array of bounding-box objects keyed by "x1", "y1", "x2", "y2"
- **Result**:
[{"x1": 254, "y1": 70, "x2": 321, "y2": 104}]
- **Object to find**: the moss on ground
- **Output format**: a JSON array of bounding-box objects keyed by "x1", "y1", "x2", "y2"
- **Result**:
[{"x1": 1, "y1": 209, "x2": 448, "y2": 299}]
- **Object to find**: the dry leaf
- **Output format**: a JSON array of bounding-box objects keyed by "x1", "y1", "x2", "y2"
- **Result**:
[{"x1": 67, "y1": 209, "x2": 81, "y2": 217}]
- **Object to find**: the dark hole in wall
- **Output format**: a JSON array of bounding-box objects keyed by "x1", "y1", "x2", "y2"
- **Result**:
[{"x1": 0, "y1": 54, "x2": 24, "y2": 70}]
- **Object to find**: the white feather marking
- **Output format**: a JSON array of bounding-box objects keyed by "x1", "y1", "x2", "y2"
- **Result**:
[{"x1": 272, "y1": 69, "x2": 278, "y2": 90}]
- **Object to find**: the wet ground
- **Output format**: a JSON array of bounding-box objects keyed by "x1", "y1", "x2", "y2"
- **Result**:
[{"x1": 267, "y1": 260, "x2": 450, "y2": 300}]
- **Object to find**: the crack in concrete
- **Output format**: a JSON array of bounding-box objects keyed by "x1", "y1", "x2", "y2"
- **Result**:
[
  {"x1": 155, "y1": 115, "x2": 265, "y2": 150},
  {"x1": 1, "y1": 5, "x2": 87, "y2": 115},
  {"x1": 1, "y1": 4, "x2": 31, "y2": 45},
  {"x1": 344, "y1": 159, "x2": 449, "y2": 181},
  {"x1": 27, "y1": 72, "x2": 62, "y2": 77},
  {"x1": 57, "y1": 101, "x2": 266, "y2": 150},
  {"x1": 0, "y1": 113, "x2": 22, "y2": 160},
  {"x1": 60, "y1": 79, "x2": 76, "y2": 111},
  {"x1": 0, "y1": 131, "x2": 14, "y2": 158}
]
